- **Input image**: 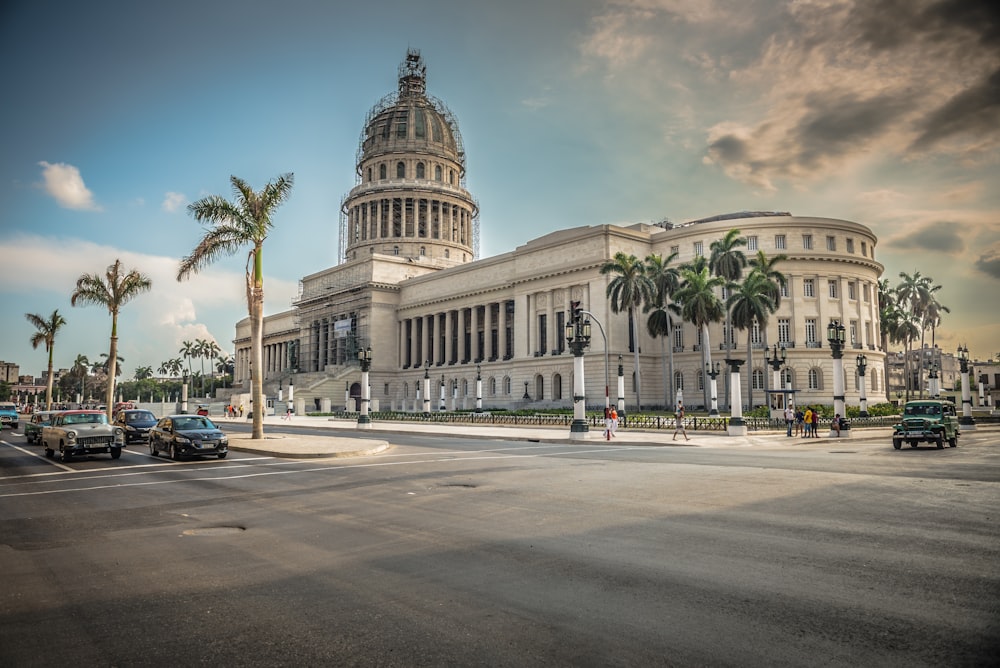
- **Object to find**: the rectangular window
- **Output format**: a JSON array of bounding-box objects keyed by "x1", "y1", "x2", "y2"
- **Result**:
[
  {"x1": 556, "y1": 311, "x2": 565, "y2": 353},
  {"x1": 846, "y1": 238, "x2": 855, "y2": 253},
  {"x1": 848, "y1": 282, "x2": 857, "y2": 300},
  {"x1": 670, "y1": 245, "x2": 679, "y2": 256},
  {"x1": 850, "y1": 320, "x2": 858, "y2": 345},
  {"x1": 538, "y1": 313, "x2": 547, "y2": 355},
  {"x1": 672, "y1": 324, "x2": 684, "y2": 350},
  {"x1": 803, "y1": 278, "x2": 815, "y2": 297},
  {"x1": 806, "y1": 319, "x2": 817, "y2": 344},
  {"x1": 803, "y1": 234, "x2": 813, "y2": 250},
  {"x1": 780, "y1": 281, "x2": 789, "y2": 298},
  {"x1": 775, "y1": 234, "x2": 786, "y2": 250},
  {"x1": 861, "y1": 241, "x2": 867, "y2": 256},
  {"x1": 751, "y1": 321, "x2": 762, "y2": 344},
  {"x1": 747, "y1": 236, "x2": 758, "y2": 251},
  {"x1": 826, "y1": 235, "x2": 836, "y2": 251},
  {"x1": 694, "y1": 241, "x2": 704, "y2": 256},
  {"x1": 865, "y1": 322, "x2": 872, "y2": 347},
  {"x1": 778, "y1": 318, "x2": 790, "y2": 344},
  {"x1": 828, "y1": 280, "x2": 838, "y2": 298},
  {"x1": 863, "y1": 283, "x2": 870, "y2": 302}
]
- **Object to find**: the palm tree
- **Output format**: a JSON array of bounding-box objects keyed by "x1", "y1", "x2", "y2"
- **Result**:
[
  {"x1": 134, "y1": 366, "x2": 153, "y2": 381},
  {"x1": 71, "y1": 354, "x2": 90, "y2": 404},
  {"x1": 877, "y1": 279, "x2": 898, "y2": 402},
  {"x1": 71, "y1": 259, "x2": 153, "y2": 419},
  {"x1": 748, "y1": 249, "x2": 787, "y2": 395},
  {"x1": 896, "y1": 271, "x2": 932, "y2": 400},
  {"x1": 178, "y1": 173, "x2": 295, "y2": 439},
  {"x1": 26, "y1": 309, "x2": 67, "y2": 410},
  {"x1": 728, "y1": 271, "x2": 776, "y2": 410},
  {"x1": 600, "y1": 252, "x2": 655, "y2": 411},
  {"x1": 194, "y1": 338, "x2": 210, "y2": 397},
  {"x1": 709, "y1": 228, "x2": 747, "y2": 408},
  {"x1": 674, "y1": 257, "x2": 726, "y2": 410},
  {"x1": 644, "y1": 252, "x2": 681, "y2": 407},
  {"x1": 217, "y1": 354, "x2": 234, "y2": 388},
  {"x1": 179, "y1": 340, "x2": 196, "y2": 382}
]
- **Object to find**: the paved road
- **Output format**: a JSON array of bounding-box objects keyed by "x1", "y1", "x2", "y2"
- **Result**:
[{"x1": 1, "y1": 426, "x2": 997, "y2": 666}]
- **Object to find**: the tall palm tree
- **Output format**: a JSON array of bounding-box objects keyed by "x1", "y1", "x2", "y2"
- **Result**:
[
  {"x1": 134, "y1": 366, "x2": 153, "y2": 381},
  {"x1": 728, "y1": 270, "x2": 776, "y2": 410},
  {"x1": 194, "y1": 338, "x2": 209, "y2": 397},
  {"x1": 896, "y1": 271, "x2": 932, "y2": 400},
  {"x1": 600, "y1": 252, "x2": 655, "y2": 411},
  {"x1": 644, "y1": 251, "x2": 680, "y2": 408},
  {"x1": 179, "y1": 173, "x2": 295, "y2": 439},
  {"x1": 709, "y1": 228, "x2": 747, "y2": 408},
  {"x1": 217, "y1": 354, "x2": 234, "y2": 388},
  {"x1": 877, "y1": 278, "x2": 898, "y2": 402},
  {"x1": 748, "y1": 249, "x2": 787, "y2": 395},
  {"x1": 205, "y1": 340, "x2": 222, "y2": 395},
  {"x1": 179, "y1": 340, "x2": 196, "y2": 382},
  {"x1": 26, "y1": 309, "x2": 67, "y2": 410},
  {"x1": 71, "y1": 259, "x2": 153, "y2": 419},
  {"x1": 674, "y1": 258, "x2": 726, "y2": 410},
  {"x1": 71, "y1": 354, "x2": 90, "y2": 404}
]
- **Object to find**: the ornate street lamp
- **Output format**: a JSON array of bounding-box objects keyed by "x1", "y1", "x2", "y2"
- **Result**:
[
  {"x1": 475, "y1": 364, "x2": 483, "y2": 413},
  {"x1": 957, "y1": 345, "x2": 977, "y2": 430},
  {"x1": 827, "y1": 320, "x2": 847, "y2": 419},
  {"x1": 440, "y1": 374, "x2": 446, "y2": 411},
  {"x1": 723, "y1": 358, "x2": 746, "y2": 435},
  {"x1": 705, "y1": 361, "x2": 721, "y2": 416},
  {"x1": 616, "y1": 354, "x2": 625, "y2": 415},
  {"x1": 767, "y1": 345, "x2": 787, "y2": 411},
  {"x1": 565, "y1": 301, "x2": 591, "y2": 439},
  {"x1": 927, "y1": 361, "x2": 939, "y2": 399},
  {"x1": 856, "y1": 353, "x2": 869, "y2": 416},
  {"x1": 357, "y1": 347, "x2": 372, "y2": 429},
  {"x1": 423, "y1": 361, "x2": 431, "y2": 416}
]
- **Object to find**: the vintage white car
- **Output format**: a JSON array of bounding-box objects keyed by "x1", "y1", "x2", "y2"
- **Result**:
[{"x1": 42, "y1": 410, "x2": 125, "y2": 462}]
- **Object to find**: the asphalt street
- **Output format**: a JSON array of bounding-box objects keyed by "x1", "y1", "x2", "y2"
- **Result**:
[{"x1": 1, "y1": 424, "x2": 998, "y2": 667}]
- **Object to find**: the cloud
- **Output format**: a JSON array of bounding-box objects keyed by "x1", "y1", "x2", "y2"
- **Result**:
[
  {"x1": 161, "y1": 191, "x2": 187, "y2": 212},
  {"x1": 974, "y1": 244, "x2": 1000, "y2": 280},
  {"x1": 37, "y1": 161, "x2": 100, "y2": 210},
  {"x1": 889, "y1": 221, "x2": 966, "y2": 253}
]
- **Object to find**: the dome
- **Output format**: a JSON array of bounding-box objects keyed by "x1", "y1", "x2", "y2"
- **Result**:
[{"x1": 357, "y1": 50, "x2": 466, "y2": 172}]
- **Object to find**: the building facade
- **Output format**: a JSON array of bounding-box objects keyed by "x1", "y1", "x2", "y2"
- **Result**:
[{"x1": 235, "y1": 50, "x2": 887, "y2": 414}]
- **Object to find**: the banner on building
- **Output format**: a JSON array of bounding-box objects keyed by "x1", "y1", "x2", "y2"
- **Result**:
[{"x1": 334, "y1": 319, "x2": 352, "y2": 338}]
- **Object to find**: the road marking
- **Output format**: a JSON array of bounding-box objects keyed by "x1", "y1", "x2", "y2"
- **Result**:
[{"x1": 0, "y1": 439, "x2": 75, "y2": 472}]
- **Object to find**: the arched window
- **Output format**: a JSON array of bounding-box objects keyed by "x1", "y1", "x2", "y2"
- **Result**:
[
  {"x1": 781, "y1": 367, "x2": 794, "y2": 389},
  {"x1": 535, "y1": 374, "x2": 544, "y2": 400},
  {"x1": 367, "y1": 167, "x2": 372, "y2": 182},
  {"x1": 419, "y1": 246, "x2": 425, "y2": 256},
  {"x1": 416, "y1": 162, "x2": 425, "y2": 179},
  {"x1": 449, "y1": 170, "x2": 455, "y2": 185},
  {"x1": 461, "y1": 379, "x2": 468, "y2": 397},
  {"x1": 489, "y1": 377, "x2": 497, "y2": 396},
  {"x1": 674, "y1": 371, "x2": 684, "y2": 392},
  {"x1": 504, "y1": 377, "x2": 511, "y2": 395},
  {"x1": 697, "y1": 370, "x2": 704, "y2": 391},
  {"x1": 435, "y1": 165, "x2": 442, "y2": 181},
  {"x1": 752, "y1": 368, "x2": 764, "y2": 390},
  {"x1": 871, "y1": 369, "x2": 879, "y2": 392},
  {"x1": 396, "y1": 161, "x2": 405, "y2": 178},
  {"x1": 393, "y1": 246, "x2": 399, "y2": 256},
  {"x1": 403, "y1": 382, "x2": 409, "y2": 398},
  {"x1": 808, "y1": 368, "x2": 822, "y2": 390},
  {"x1": 553, "y1": 373, "x2": 562, "y2": 400},
  {"x1": 444, "y1": 249, "x2": 450, "y2": 259},
  {"x1": 379, "y1": 164, "x2": 387, "y2": 179}
]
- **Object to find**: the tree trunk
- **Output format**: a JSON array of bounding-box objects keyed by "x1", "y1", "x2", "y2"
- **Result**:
[
  {"x1": 630, "y1": 305, "x2": 642, "y2": 411},
  {"x1": 701, "y1": 324, "x2": 711, "y2": 410},
  {"x1": 667, "y1": 314, "x2": 675, "y2": 410},
  {"x1": 250, "y1": 292, "x2": 265, "y2": 439},
  {"x1": 746, "y1": 336, "x2": 753, "y2": 412},
  {"x1": 659, "y1": 336, "x2": 668, "y2": 409},
  {"x1": 105, "y1": 325, "x2": 118, "y2": 421},
  {"x1": 45, "y1": 347, "x2": 55, "y2": 410}
]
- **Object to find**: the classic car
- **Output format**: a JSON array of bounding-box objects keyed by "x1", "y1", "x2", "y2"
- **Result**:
[
  {"x1": 0, "y1": 402, "x2": 19, "y2": 430},
  {"x1": 892, "y1": 400, "x2": 960, "y2": 449},
  {"x1": 149, "y1": 415, "x2": 229, "y2": 460},
  {"x1": 41, "y1": 410, "x2": 125, "y2": 461},
  {"x1": 24, "y1": 410, "x2": 59, "y2": 444}
]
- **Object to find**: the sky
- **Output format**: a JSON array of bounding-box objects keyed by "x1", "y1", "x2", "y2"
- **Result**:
[{"x1": 1, "y1": 0, "x2": 998, "y2": 382}]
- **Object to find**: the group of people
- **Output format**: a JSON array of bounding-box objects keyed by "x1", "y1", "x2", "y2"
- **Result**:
[
  {"x1": 783, "y1": 405, "x2": 844, "y2": 437},
  {"x1": 223, "y1": 404, "x2": 244, "y2": 419}
]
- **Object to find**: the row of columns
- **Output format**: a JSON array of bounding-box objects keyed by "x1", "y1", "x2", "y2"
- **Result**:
[
  {"x1": 348, "y1": 197, "x2": 471, "y2": 246},
  {"x1": 234, "y1": 341, "x2": 294, "y2": 384},
  {"x1": 399, "y1": 301, "x2": 514, "y2": 369}
]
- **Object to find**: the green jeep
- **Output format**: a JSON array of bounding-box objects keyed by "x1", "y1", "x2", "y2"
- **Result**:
[{"x1": 892, "y1": 400, "x2": 960, "y2": 450}]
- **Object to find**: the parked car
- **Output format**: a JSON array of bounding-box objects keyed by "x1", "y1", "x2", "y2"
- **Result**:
[
  {"x1": 41, "y1": 410, "x2": 125, "y2": 461},
  {"x1": 24, "y1": 410, "x2": 59, "y2": 444},
  {"x1": 196, "y1": 404, "x2": 210, "y2": 416},
  {"x1": 149, "y1": 415, "x2": 229, "y2": 460},
  {"x1": 892, "y1": 400, "x2": 960, "y2": 449},
  {"x1": 113, "y1": 409, "x2": 158, "y2": 444},
  {"x1": 0, "y1": 402, "x2": 19, "y2": 430}
]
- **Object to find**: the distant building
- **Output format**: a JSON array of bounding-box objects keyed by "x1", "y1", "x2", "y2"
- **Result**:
[
  {"x1": 235, "y1": 50, "x2": 887, "y2": 413},
  {"x1": 0, "y1": 360, "x2": 19, "y2": 383}
]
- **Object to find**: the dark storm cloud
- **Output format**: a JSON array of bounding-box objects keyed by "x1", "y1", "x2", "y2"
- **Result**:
[
  {"x1": 848, "y1": 0, "x2": 1000, "y2": 52},
  {"x1": 706, "y1": 134, "x2": 747, "y2": 163},
  {"x1": 974, "y1": 249, "x2": 1000, "y2": 280},
  {"x1": 891, "y1": 222, "x2": 965, "y2": 253},
  {"x1": 796, "y1": 92, "x2": 912, "y2": 168},
  {"x1": 912, "y1": 67, "x2": 1000, "y2": 149}
]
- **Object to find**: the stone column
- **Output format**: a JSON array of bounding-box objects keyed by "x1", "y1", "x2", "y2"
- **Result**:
[
  {"x1": 499, "y1": 301, "x2": 509, "y2": 360},
  {"x1": 457, "y1": 308, "x2": 466, "y2": 363},
  {"x1": 484, "y1": 302, "x2": 493, "y2": 361},
  {"x1": 445, "y1": 310, "x2": 454, "y2": 364},
  {"x1": 471, "y1": 305, "x2": 480, "y2": 362}
]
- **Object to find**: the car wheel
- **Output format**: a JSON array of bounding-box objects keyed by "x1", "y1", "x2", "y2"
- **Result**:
[
  {"x1": 60, "y1": 448, "x2": 72, "y2": 462},
  {"x1": 935, "y1": 435, "x2": 944, "y2": 449},
  {"x1": 110, "y1": 447, "x2": 122, "y2": 459},
  {"x1": 44, "y1": 447, "x2": 54, "y2": 458},
  {"x1": 909, "y1": 441, "x2": 918, "y2": 448},
  {"x1": 170, "y1": 444, "x2": 179, "y2": 461},
  {"x1": 893, "y1": 438, "x2": 902, "y2": 450},
  {"x1": 217, "y1": 452, "x2": 227, "y2": 459},
  {"x1": 949, "y1": 436, "x2": 958, "y2": 448},
  {"x1": 150, "y1": 440, "x2": 159, "y2": 457}
]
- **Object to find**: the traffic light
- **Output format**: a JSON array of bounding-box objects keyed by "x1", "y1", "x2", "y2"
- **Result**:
[{"x1": 569, "y1": 300, "x2": 581, "y2": 322}]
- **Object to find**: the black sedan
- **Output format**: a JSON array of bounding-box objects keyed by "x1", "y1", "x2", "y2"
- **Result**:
[
  {"x1": 113, "y1": 409, "x2": 158, "y2": 444},
  {"x1": 149, "y1": 415, "x2": 229, "y2": 460}
]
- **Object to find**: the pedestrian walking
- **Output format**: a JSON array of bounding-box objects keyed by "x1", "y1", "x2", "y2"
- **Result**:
[
  {"x1": 795, "y1": 407, "x2": 804, "y2": 436},
  {"x1": 672, "y1": 403, "x2": 690, "y2": 441},
  {"x1": 604, "y1": 407, "x2": 613, "y2": 440},
  {"x1": 610, "y1": 407, "x2": 619, "y2": 437},
  {"x1": 811, "y1": 407, "x2": 820, "y2": 437},
  {"x1": 239, "y1": 403, "x2": 244, "y2": 418},
  {"x1": 803, "y1": 407, "x2": 813, "y2": 437},
  {"x1": 784, "y1": 404, "x2": 795, "y2": 436}
]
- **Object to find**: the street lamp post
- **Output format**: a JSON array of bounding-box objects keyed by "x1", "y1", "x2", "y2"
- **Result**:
[
  {"x1": 616, "y1": 354, "x2": 625, "y2": 415},
  {"x1": 856, "y1": 353, "x2": 869, "y2": 416},
  {"x1": 724, "y1": 358, "x2": 746, "y2": 436},
  {"x1": 422, "y1": 362, "x2": 431, "y2": 416},
  {"x1": 440, "y1": 374, "x2": 446, "y2": 411},
  {"x1": 827, "y1": 320, "x2": 847, "y2": 420},
  {"x1": 357, "y1": 347, "x2": 372, "y2": 429},
  {"x1": 767, "y1": 345, "x2": 787, "y2": 413},
  {"x1": 927, "y1": 361, "x2": 940, "y2": 399},
  {"x1": 581, "y1": 309, "x2": 610, "y2": 420},
  {"x1": 475, "y1": 364, "x2": 483, "y2": 413},
  {"x1": 566, "y1": 302, "x2": 591, "y2": 440},
  {"x1": 978, "y1": 372, "x2": 986, "y2": 408},
  {"x1": 705, "y1": 362, "x2": 721, "y2": 416},
  {"x1": 957, "y1": 345, "x2": 977, "y2": 431}
]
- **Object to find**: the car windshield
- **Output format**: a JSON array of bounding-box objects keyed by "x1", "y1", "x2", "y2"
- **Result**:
[
  {"x1": 66, "y1": 413, "x2": 107, "y2": 425},
  {"x1": 175, "y1": 417, "x2": 211, "y2": 430},
  {"x1": 127, "y1": 411, "x2": 155, "y2": 423},
  {"x1": 905, "y1": 405, "x2": 940, "y2": 416}
]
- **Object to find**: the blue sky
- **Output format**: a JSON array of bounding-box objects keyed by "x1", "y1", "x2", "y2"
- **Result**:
[{"x1": 2, "y1": 0, "x2": 998, "y2": 381}]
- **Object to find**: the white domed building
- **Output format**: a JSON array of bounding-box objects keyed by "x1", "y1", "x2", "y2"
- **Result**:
[{"x1": 234, "y1": 50, "x2": 885, "y2": 416}]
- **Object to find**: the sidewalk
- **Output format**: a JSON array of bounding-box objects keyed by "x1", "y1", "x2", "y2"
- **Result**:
[{"x1": 224, "y1": 413, "x2": 903, "y2": 458}]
